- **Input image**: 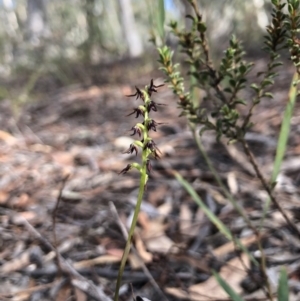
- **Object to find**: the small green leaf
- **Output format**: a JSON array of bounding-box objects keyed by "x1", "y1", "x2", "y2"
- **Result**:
[
  {"x1": 239, "y1": 65, "x2": 247, "y2": 74},
  {"x1": 224, "y1": 87, "x2": 232, "y2": 93},
  {"x1": 263, "y1": 92, "x2": 274, "y2": 98},
  {"x1": 288, "y1": 3, "x2": 294, "y2": 14},
  {"x1": 185, "y1": 14, "x2": 195, "y2": 21},
  {"x1": 293, "y1": 0, "x2": 299, "y2": 10},
  {"x1": 199, "y1": 126, "x2": 210, "y2": 135},
  {"x1": 233, "y1": 99, "x2": 247, "y2": 105},
  {"x1": 229, "y1": 79, "x2": 236, "y2": 87},
  {"x1": 271, "y1": 62, "x2": 283, "y2": 68},
  {"x1": 169, "y1": 20, "x2": 177, "y2": 29},
  {"x1": 197, "y1": 22, "x2": 207, "y2": 33},
  {"x1": 239, "y1": 78, "x2": 247, "y2": 85},
  {"x1": 262, "y1": 79, "x2": 275, "y2": 88},
  {"x1": 250, "y1": 83, "x2": 260, "y2": 93},
  {"x1": 280, "y1": 3, "x2": 286, "y2": 9}
]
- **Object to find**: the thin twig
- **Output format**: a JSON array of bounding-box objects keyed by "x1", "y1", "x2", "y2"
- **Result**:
[
  {"x1": 0, "y1": 281, "x2": 59, "y2": 300},
  {"x1": 109, "y1": 201, "x2": 169, "y2": 301},
  {"x1": 240, "y1": 138, "x2": 300, "y2": 236},
  {"x1": 232, "y1": 235, "x2": 273, "y2": 301},
  {"x1": 191, "y1": 126, "x2": 275, "y2": 298},
  {"x1": 15, "y1": 216, "x2": 111, "y2": 301},
  {"x1": 189, "y1": 0, "x2": 228, "y2": 105},
  {"x1": 191, "y1": 126, "x2": 257, "y2": 234},
  {"x1": 52, "y1": 174, "x2": 70, "y2": 275}
]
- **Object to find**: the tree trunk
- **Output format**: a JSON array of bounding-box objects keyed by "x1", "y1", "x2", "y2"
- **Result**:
[
  {"x1": 26, "y1": 0, "x2": 48, "y2": 45},
  {"x1": 117, "y1": 0, "x2": 143, "y2": 58}
]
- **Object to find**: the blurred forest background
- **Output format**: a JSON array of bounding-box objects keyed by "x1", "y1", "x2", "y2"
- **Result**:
[
  {"x1": 1, "y1": 1, "x2": 300, "y2": 300},
  {"x1": 0, "y1": 0, "x2": 275, "y2": 105}
]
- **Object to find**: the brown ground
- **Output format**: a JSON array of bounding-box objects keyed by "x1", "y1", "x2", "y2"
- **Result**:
[{"x1": 1, "y1": 56, "x2": 300, "y2": 301}]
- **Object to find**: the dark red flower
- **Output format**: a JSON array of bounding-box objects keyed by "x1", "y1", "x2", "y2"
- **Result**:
[
  {"x1": 147, "y1": 101, "x2": 166, "y2": 113},
  {"x1": 130, "y1": 126, "x2": 142, "y2": 137},
  {"x1": 144, "y1": 140, "x2": 161, "y2": 159},
  {"x1": 118, "y1": 164, "x2": 132, "y2": 175},
  {"x1": 147, "y1": 79, "x2": 164, "y2": 96},
  {"x1": 144, "y1": 140, "x2": 156, "y2": 151},
  {"x1": 146, "y1": 119, "x2": 164, "y2": 132},
  {"x1": 127, "y1": 107, "x2": 144, "y2": 118},
  {"x1": 148, "y1": 101, "x2": 158, "y2": 112},
  {"x1": 152, "y1": 150, "x2": 160, "y2": 160},
  {"x1": 123, "y1": 144, "x2": 138, "y2": 156},
  {"x1": 146, "y1": 159, "x2": 152, "y2": 173},
  {"x1": 126, "y1": 86, "x2": 144, "y2": 100}
]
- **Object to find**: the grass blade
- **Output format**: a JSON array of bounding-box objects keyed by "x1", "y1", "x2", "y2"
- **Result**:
[
  {"x1": 157, "y1": 0, "x2": 165, "y2": 43},
  {"x1": 174, "y1": 171, "x2": 257, "y2": 264},
  {"x1": 271, "y1": 72, "x2": 298, "y2": 183},
  {"x1": 278, "y1": 267, "x2": 289, "y2": 301},
  {"x1": 174, "y1": 171, "x2": 231, "y2": 239},
  {"x1": 212, "y1": 270, "x2": 246, "y2": 301},
  {"x1": 261, "y1": 73, "x2": 299, "y2": 229}
]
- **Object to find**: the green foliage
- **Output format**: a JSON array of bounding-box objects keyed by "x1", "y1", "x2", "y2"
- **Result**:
[
  {"x1": 156, "y1": 0, "x2": 300, "y2": 299},
  {"x1": 157, "y1": 46, "x2": 189, "y2": 104},
  {"x1": 158, "y1": 0, "x2": 293, "y2": 143}
]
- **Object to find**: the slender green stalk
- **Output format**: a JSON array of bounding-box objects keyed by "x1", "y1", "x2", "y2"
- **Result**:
[
  {"x1": 114, "y1": 81, "x2": 163, "y2": 301},
  {"x1": 260, "y1": 73, "x2": 299, "y2": 231},
  {"x1": 114, "y1": 165, "x2": 147, "y2": 301},
  {"x1": 191, "y1": 124, "x2": 255, "y2": 232},
  {"x1": 157, "y1": 0, "x2": 165, "y2": 44},
  {"x1": 271, "y1": 72, "x2": 298, "y2": 184}
]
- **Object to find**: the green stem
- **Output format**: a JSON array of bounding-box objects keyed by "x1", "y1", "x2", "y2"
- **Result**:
[
  {"x1": 114, "y1": 154, "x2": 147, "y2": 301},
  {"x1": 191, "y1": 124, "x2": 254, "y2": 230},
  {"x1": 191, "y1": 125, "x2": 276, "y2": 298}
]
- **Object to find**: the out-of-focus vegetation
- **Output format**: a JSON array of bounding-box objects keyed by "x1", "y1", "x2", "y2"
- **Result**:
[
  {"x1": 0, "y1": 0, "x2": 272, "y2": 94},
  {"x1": 157, "y1": 0, "x2": 299, "y2": 299}
]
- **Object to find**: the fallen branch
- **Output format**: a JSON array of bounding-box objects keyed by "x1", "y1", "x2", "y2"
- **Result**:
[{"x1": 13, "y1": 215, "x2": 112, "y2": 301}]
